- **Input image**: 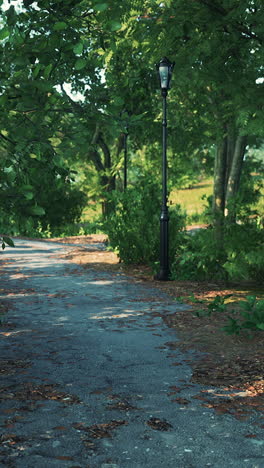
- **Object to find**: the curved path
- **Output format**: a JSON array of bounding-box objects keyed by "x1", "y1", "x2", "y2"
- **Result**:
[{"x1": 0, "y1": 239, "x2": 263, "y2": 467}]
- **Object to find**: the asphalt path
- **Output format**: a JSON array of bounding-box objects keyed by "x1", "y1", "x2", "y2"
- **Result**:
[{"x1": 0, "y1": 239, "x2": 263, "y2": 468}]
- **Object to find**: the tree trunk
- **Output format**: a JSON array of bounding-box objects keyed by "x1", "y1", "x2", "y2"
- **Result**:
[
  {"x1": 98, "y1": 135, "x2": 116, "y2": 218},
  {"x1": 225, "y1": 123, "x2": 236, "y2": 192},
  {"x1": 212, "y1": 129, "x2": 247, "y2": 255},
  {"x1": 100, "y1": 173, "x2": 116, "y2": 217},
  {"x1": 89, "y1": 127, "x2": 117, "y2": 217},
  {"x1": 225, "y1": 135, "x2": 247, "y2": 222},
  {"x1": 213, "y1": 137, "x2": 227, "y2": 252}
]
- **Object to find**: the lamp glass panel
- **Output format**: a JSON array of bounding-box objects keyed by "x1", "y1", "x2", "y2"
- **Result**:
[{"x1": 159, "y1": 66, "x2": 169, "y2": 88}]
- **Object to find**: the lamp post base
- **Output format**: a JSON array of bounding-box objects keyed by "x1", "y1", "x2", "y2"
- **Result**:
[
  {"x1": 155, "y1": 209, "x2": 170, "y2": 281},
  {"x1": 154, "y1": 269, "x2": 170, "y2": 281}
]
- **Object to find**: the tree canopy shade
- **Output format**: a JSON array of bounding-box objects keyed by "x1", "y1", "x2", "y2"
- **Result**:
[
  {"x1": 0, "y1": 0, "x2": 263, "y2": 239},
  {"x1": 0, "y1": 0, "x2": 123, "y2": 222},
  {"x1": 125, "y1": 0, "x2": 264, "y2": 247}
]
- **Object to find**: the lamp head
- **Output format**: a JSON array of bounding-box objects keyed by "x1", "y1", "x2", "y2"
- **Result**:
[{"x1": 156, "y1": 57, "x2": 175, "y2": 95}]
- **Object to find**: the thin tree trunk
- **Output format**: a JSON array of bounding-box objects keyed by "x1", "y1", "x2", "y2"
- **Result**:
[
  {"x1": 213, "y1": 137, "x2": 227, "y2": 252},
  {"x1": 225, "y1": 135, "x2": 247, "y2": 222},
  {"x1": 225, "y1": 123, "x2": 236, "y2": 192},
  {"x1": 101, "y1": 175, "x2": 115, "y2": 217},
  {"x1": 98, "y1": 135, "x2": 116, "y2": 217}
]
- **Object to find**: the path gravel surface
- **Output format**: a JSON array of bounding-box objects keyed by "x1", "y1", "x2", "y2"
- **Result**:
[{"x1": 0, "y1": 239, "x2": 263, "y2": 468}]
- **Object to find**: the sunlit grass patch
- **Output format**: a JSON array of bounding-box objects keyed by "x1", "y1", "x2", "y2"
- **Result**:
[{"x1": 169, "y1": 178, "x2": 213, "y2": 222}]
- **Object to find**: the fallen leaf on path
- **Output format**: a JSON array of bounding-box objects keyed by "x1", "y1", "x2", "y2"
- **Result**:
[
  {"x1": 72, "y1": 420, "x2": 128, "y2": 438},
  {"x1": 147, "y1": 418, "x2": 173, "y2": 431},
  {"x1": 171, "y1": 398, "x2": 190, "y2": 405},
  {"x1": 0, "y1": 383, "x2": 81, "y2": 404},
  {"x1": 0, "y1": 360, "x2": 31, "y2": 375},
  {"x1": 107, "y1": 400, "x2": 138, "y2": 411}
]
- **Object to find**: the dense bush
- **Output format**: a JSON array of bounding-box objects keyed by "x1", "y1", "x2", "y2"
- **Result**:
[
  {"x1": 103, "y1": 180, "x2": 186, "y2": 266},
  {"x1": 223, "y1": 222, "x2": 264, "y2": 282},
  {"x1": 171, "y1": 228, "x2": 227, "y2": 281},
  {"x1": 0, "y1": 156, "x2": 87, "y2": 237},
  {"x1": 171, "y1": 220, "x2": 264, "y2": 283}
]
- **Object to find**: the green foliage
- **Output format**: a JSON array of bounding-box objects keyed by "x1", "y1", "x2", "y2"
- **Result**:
[
  {"x1": 170, "y1": 178, "x2": 214, "y2": 224},
  {"x1": 103, "y1": 179, "x2": 186, "y2": 265},
  {"x1": 172, "y1": 220, "x2": 264, "y2": 283},
  {"x1": 191, "y1": 293, "x2": 264, "y2": 336},
  {"x1": 223, "y1": 296, "x2": 264, "y2": 335},
  {"x1": 195, "y1": 294, "x2": 232, "y2": 318},
  {"x1": 1, "y1": 235, "x2": 15, "y2": 250},
  {"x1": 47, "y1": 220, "x2": 104, "y2": 238},
  {"x1": 38, "y1": 184, "x2": 87, "y2": 233},
  {"x1": 0, "y1": 149, "x2": 87, "y2": 236},
  {"x1": 0, "y1": 0, "x2": 263, "y2": 253},
  {"x1": 226, "y1": 158, "x2": 264, "y2": 222},
  {"x1": 171, "y1": 228, "x2": 227, "y2": 281},
  {"x1": 223, "y1": 222, "x2": 264, "y2": 283}
]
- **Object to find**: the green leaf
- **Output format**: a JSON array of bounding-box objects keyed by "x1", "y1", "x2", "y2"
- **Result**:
[
  {"x1": 33, "y1": 80, "x2": 53, "y2": 92},
  {"x1": 2, "y1": 236, "x2": 14, "y2": 247},
  {"x1": 105, "y1": 50, "x2": 113, "y2": 65},
  {"x1": 12, "y1": 31, "x2": 25, "y2": 45},
  {"x1": 96, "y1": 48, "x2": 105, "y2": 56},
  {"x1": 24, "y1": 192, "x2": 34, "y2": 200},
  {"x1": 255, "y1": 300, "x2": 264, "y2": 311},
  {"x1": 74, "y1": 58, "x2": 87, "y2": 70},
  {"x1": 0, "y1": 28, "x2": 9, "y2": 40},
  {"x1": 131, "y1": 113, "x2": 147, "y2": 122},
  {"x1": 48, "y1": 137, "x2": 62, "y2": 147},
  {"x1": 14, "y1": 56, "x2": 29, "y2": 66},
  {"x1": 21, "y1": 184, "x2": 34, "y2": 191},
  {"x1": 257, "y1": 323, "x2": 264, "y2": 330},
  {"x1": 53, "y1": 22, "x2": 68, "y2": 31},
  {"x1": 30, "y1": 206, "x2": 45, "y2": 216},
  {"x1": 112, "y1": 96, "x2": 124, "y2": 106},
  {"x1": 44, "y1": 64, "x2": 53, "y2": 79},
  {"x1": 0, "y1": 94, "x2": 7, "y2": 105},
  {"x1": 73, "y1": 42, "x2": 84, "y2": 55},
  {"x1": 246, "y1": 295, "x2": 256, "y2": 307},
  {"x1": 94, "y1": 3, "x2": 108, "y2": 11},
  {"x1": 109, "y1": 21, "x2": 122, "y2": 32},
  {"x1": 33, "y1": 63, "x2": 42, "y2": 78}
]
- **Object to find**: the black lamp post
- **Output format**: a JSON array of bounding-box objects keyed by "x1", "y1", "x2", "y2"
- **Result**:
[
  {"x1": 123, "y1": 123, "x2": 129, "y2": 190},
  {"x1": 156, "y1": 57, "x2": 174, "y2": 281}
]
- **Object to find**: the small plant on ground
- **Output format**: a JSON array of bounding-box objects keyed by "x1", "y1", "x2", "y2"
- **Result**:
[
  {"x1": 223, "y1": 296, "x2": 264, "y2": 335},
  {"x1": 194, "y1": 294, "x2": 232, "y2": 317},
  {"x1": 192, "y1": 293, "x2": 264, "y2": 336}
]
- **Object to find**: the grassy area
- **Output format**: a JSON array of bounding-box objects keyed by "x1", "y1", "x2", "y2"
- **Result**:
[
  {"x1": 169, "y1": 178, "x2": 213, "y2": 222},
  {"x1": 170, "y1": 176, "x2": 264, "y2": 222},
  {"x1": 80, "y1": 176, "x2": 263, "y2": 228}
]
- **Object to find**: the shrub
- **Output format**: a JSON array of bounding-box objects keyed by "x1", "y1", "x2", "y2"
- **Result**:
[
  {"x1": 103, "y1": 181, "x2": 186, "y2": 266},
  {"x1": 171, "y1": 220, "x2": 264, "y2": 283},
  {"x1": 223, "y1": 296, "x2": 264, "y2": 335},
  {"x1": 224, "y1": 222, "x2": 264, "y2": 283},
  {"x1": 171, "y1": 228, "x2": 227, "y2": 281}
]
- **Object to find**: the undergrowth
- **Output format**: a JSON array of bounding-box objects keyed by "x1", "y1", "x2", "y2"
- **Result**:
[
  {"x1": 193, "y1": 294, "x2": 264, "y2": 336},
  {"x1": 171, "y1": 220, "x2": 264, "y2": 283}
]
